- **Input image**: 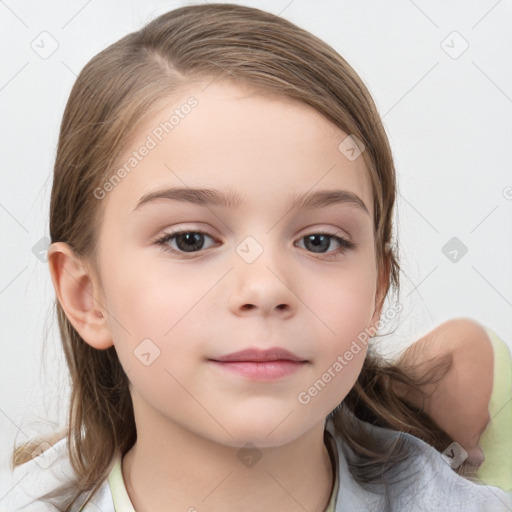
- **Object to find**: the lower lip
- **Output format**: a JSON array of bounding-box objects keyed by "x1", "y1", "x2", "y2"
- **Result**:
[{"x1": 209, "y1": 360, "x2": 307, "y2": 381}]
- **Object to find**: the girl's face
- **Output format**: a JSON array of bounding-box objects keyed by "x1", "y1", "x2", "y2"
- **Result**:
[{"x1": 92, "y1": 80, "x2": 383, "y2": 447}]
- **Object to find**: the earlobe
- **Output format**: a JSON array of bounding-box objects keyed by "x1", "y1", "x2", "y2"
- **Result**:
[{"x1": 47, "y1": 242, "x2": 113, "y2": 350}]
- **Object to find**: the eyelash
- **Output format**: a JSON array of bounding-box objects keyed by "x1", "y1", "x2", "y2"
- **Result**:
[{"x1": 152, "y1": 229, "x2": 356, "y2": 259}]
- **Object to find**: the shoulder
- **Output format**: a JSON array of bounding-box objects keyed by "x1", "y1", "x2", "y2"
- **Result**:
[
  {"x1": 326, "y1": 413, "x2": 512, "y2": 512},
  {"x1": 0, "y1": 437, "x2": 115, "y2": 512},
  {"x1": 397, "y1": 433, "x2": 512, "y2": 511}
]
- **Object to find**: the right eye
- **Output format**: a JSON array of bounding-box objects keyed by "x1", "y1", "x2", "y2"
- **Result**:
[{"x1": 153, "y1": 230, "x2": 218, "y2": 256}]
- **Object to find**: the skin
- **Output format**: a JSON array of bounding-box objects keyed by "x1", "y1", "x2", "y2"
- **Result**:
[
  {"x1": 47, "y1": 80, "x2": 387, "y2": 512},
  {"x1": 393, "y1": 318, "x2": 494, "y2": 468}
]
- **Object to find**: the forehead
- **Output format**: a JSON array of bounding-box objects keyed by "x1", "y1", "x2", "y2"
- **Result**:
[{"x1": 102, "y1": 80, "x2": 374, "y2": 220}]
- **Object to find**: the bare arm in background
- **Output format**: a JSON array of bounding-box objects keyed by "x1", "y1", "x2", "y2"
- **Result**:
[{"x1": 392, "y1": 318, "x2": 494, "y2": 468}]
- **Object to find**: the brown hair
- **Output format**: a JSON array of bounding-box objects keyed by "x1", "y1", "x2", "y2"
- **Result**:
[{"x1": 11, "y1": 3, "x2": 475, "y2": 510}]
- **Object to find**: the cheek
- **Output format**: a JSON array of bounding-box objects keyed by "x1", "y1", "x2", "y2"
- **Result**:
[
  {"x1": 102, "y1": 256, "x2": 225, "y2": 382},
  {"x1": 101, "y1": 262, "x2": 205, "y2": 413},
  {"x1": 105, "y1": 255, "x2": 209, "y2": 334},
  {"x1": 294, "y1": 267, "x2": 375, "y2": 408},
  {"x1": 305, "y1": 262, "x2": 378, "y2": 337}
]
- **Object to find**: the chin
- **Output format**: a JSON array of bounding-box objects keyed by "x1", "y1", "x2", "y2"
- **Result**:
[{"x1": 218, "y1": 418, "x2": 307, "y2": 449}]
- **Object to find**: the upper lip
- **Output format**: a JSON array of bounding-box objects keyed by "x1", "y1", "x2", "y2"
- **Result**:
[{"x1": 210, "y1": 347, "x2": 307, "y2": 363}]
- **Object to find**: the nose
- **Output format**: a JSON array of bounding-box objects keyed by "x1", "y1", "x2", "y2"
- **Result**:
[{"x1": 228, "y1": 241, "x2": 297, "y2": 318}]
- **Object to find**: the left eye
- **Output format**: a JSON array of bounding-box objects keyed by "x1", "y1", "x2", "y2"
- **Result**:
[{"x1": 295, "y1": 233, "x2": 355, "y2": 258}]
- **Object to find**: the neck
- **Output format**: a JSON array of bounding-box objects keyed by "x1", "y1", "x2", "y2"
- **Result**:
[{"x1": 121, "y1": 403, "x2": 335, "y2": 512}]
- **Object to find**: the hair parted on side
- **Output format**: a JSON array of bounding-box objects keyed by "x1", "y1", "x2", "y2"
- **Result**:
[{"x1": 11, "y1": 3, "x2": 473, "y2": 510}]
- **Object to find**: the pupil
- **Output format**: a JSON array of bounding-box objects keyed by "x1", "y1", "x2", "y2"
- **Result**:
[
  {"x1": 177, "y1": 233, "x2": 203, "y2": 252},
  {"x1": 307, "y1": 234, "x2": 329, "y2": 253}
]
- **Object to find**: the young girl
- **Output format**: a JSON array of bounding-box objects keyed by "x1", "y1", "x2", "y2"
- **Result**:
[{"x1": 4, "y1": 3, "x2": 512, "y2": 511}]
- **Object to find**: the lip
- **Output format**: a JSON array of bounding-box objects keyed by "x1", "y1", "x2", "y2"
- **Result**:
[
  {"x1": 209, "y1": 347, "x2": 307, "y2": 363},
  {"x1": 209, "y1": 360, "x2": 307, "y2": 381},
  {"x1": 208, "y1": 347, "x2": 308, "y2": 381}
]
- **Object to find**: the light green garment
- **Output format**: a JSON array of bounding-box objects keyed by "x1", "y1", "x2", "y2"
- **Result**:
[
  {"x1": 107, "y1": 456, "x2": 135, "y2": 512},
  {"x1": 475, "y1": 326, "x2": 512, "y2": 491}
]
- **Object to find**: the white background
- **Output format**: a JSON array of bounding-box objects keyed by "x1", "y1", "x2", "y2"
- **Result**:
[{"x1": 1, "y1": 0, "x2": 511, "y2": 492}]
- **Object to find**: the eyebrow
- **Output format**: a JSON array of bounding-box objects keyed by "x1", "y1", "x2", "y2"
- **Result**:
[{"x1": 132, "y1": 186, "x2": 369, "y2": 215}]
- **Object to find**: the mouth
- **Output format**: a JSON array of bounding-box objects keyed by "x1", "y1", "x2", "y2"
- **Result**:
[
  {"x1": 208, "y1": 347, "x2": 309, "y2": 381},
  {"x1": 208, "y1": 360, "x2": 308, "y2": 380}
]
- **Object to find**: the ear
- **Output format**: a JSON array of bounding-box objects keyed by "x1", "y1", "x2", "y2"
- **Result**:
[{"x1": 47, "y1": 242, "x2": 113, "y2": 350}]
